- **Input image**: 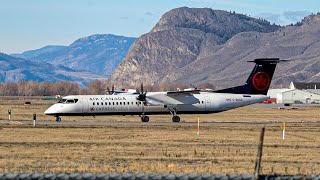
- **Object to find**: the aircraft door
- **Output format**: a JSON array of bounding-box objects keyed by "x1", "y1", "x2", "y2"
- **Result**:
[
  {"x1": 82, "y1": 98, "x2": 89, "y2": 113},
  {"x1": 130, "y1": 96, "x2": 143, "y2": 113},
  {"x1": 205, "y1": 96, "x2": 211, "y2": 111}
]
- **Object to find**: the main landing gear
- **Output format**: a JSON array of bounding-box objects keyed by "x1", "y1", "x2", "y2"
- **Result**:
[
  {"x1": 141, "y1": 115, "x2": 149, "y2": 122},
  {"x1": 55, "y1": 116, "x2": 61, "y2": 122},
  {"x1": 169, "y1": 108, "x2": 180, "y2": 123},
  {"x1": 172, "y1": 116, "x2": 180, "y2": 123},
  {"x1": 140, "y1": 115, "x2": 180, "y2": 123}
]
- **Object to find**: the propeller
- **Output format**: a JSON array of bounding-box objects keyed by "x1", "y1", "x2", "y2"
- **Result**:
[
  {"x1": 137, "y1": 83, "x2": 147, "y2": 103},
  {"x1": 107, "y1": 85, "x2": 115, "y2": 95}
]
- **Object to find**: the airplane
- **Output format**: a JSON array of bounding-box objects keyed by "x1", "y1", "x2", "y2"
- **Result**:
[{"x1": 45, "y1": 58, "x2": 284, "y2": 123}]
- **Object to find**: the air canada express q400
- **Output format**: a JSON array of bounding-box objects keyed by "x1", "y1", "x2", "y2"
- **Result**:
[{"x1": 45, "y1": 58, "x2": 285, "y2": 122}]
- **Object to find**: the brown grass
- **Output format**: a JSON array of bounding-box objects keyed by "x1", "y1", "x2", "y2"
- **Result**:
[{"x1": 0, "y1": 96, "x2": 319, "y2": 175}]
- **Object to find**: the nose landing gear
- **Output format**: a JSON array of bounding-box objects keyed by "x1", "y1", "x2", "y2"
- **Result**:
[
  {"x1": 141, "y1": 115, "x2": 149, "y2": 122},
  {"x1": 55, "y1": 116, "x2": 61, "y2": 122}
]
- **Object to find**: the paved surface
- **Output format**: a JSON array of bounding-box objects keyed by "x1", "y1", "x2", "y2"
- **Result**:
[{"x1": 1, "y1": 120, "x2": 320, "y2": 126}]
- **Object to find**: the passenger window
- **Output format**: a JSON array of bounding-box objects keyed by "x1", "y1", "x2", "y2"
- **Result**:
[
  {"x1": 109, "y1": 102, "x2": 111, "y2": 105},
  {"x1": 116, "y1": 102, "x2": 118, "y2": 105},
  {"x1": 105, "y1": 102, "x2": 107, "y2": 105},
  {"x1": 136, "y1": 102, "x2": 138, "y2": 105},
  {"x1": 120, "y1": 102, "x2": 122, "y2": 105},
  {"x1": 131, "y1": 102, "x2": 133, "y2": 105},
  {"x1": 202, "y1": 101, "x2": 204, "y2": 104},
  {"x1": 74, "y1": 99, "x2": 79, "y2": 103},
  {"x1": 113, "y1": 102, "x2": 115, "y2": 105},
  {"x1": 93, "y1": 102, "x2": 95, "y2": 105},
  {"x1": 127, "y1": 102, "x2": 129, "y2": 105},
  {"x1": 97, "y1": 102, "x2": 99, "y2": 105}
]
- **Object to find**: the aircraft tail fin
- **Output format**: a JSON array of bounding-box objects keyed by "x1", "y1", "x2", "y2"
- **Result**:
[{"x1": 215, "y1": 58, "x2": 284, "y2": 95}]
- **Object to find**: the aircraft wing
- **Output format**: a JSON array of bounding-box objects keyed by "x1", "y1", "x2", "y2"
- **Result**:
[
  {"x1": 166, "y1": 89, "x2": 200, "y2": 95},
  {"x1": 146, "y1": 90, "x2": 200, "y2": 105}
]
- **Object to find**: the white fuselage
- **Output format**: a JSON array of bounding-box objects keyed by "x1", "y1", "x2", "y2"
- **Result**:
[{"x1": 44, "y1": 92, "x2": 269, "y2": 116}]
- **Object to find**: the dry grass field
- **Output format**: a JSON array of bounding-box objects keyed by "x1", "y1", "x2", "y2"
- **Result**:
[{"x1": 0, "y1": 96, "x2": 319, "y2": 175}]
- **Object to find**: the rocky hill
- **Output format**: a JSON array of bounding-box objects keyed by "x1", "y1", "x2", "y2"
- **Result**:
[
  {"x1": 11, "y1": 45, "x2": 67, "y2": 59},
  {"x1": 108, "y1": 7, "x2": 320, "y2": 89},
  {"x1": 108, "y1": 7, "x2": 285, "y2": 88},
  {"x1": 13, "y1": 34, "x2": 136, "y2": 76},
  {"x1": 0, "y1": 53, "x2": 107, "y2": 85}
]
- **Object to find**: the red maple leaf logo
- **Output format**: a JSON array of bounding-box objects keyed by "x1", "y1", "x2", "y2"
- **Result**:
[{"x1": 252, "y1": 72, "x2": 270, "y2": 91}]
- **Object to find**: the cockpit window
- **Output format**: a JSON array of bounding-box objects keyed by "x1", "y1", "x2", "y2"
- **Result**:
[
  {"x1": 66, "y1": 99, "x2": 75, "y2": 103},
  {"x1": 58, "y1": 99, "x2": 78, "y2": 104},
  {"x1": 58, "y1": 99, "x2": 67, "y2": 103}
]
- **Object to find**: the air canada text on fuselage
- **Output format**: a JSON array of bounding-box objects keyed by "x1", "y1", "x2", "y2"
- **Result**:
[{"x1": 89, "y1": 97, "x2": 127, "y2": 101}]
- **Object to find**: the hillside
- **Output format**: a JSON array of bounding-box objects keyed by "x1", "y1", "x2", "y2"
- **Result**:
[
  {"x1": 108, "y1": 7, "x2": 320, "y2": 89},
  {"x1": 108, "y1": 7, "x2": 283, "y2": 88},
  {"x1": 11, "y1": 45, "x2": 67, "y2": 59},
  {"x1": 0, "y1": 53, "x2": 107, "y2": 85},
  {"x1": 13, "y1": 34, "x2": 136, "y2": 76}
]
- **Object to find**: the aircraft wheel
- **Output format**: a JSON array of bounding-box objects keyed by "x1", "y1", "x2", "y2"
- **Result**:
[
  {"x1": 141, "y1": 116, "x2": 149, "y2": 122},
  {"x1": 172, "y1": 116, "x2": 180, "y2": 123},
  {"x1": 56, "y1": 116, "x2": 61, "y2": 122}
]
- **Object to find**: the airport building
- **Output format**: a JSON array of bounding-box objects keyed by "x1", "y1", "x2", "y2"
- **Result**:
[{"x1": 267, "y1": 82, "x2": 320, "y2": 104}]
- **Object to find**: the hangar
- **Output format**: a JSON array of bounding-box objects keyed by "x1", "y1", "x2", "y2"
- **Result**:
[{"x1": 267, "y1": 82, "x2": 320, "y2": 104}]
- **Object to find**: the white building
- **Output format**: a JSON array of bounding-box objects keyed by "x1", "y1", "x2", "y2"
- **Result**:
[
  {"x1": 267, "y1": 82, "x2": 320, "y2": 104},
  {"x1": 276, "y1": 89, "x2": 320, "y2": 104}
]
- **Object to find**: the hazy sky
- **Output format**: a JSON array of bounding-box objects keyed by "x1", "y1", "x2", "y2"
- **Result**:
[{"x1": 1, "y1": 0, "x2": 319, "y2": 54}]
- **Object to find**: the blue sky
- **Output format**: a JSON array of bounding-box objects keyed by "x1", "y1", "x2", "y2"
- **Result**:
[{"x1": 1, "y1": 0, "x2": 319, "y2": 54}]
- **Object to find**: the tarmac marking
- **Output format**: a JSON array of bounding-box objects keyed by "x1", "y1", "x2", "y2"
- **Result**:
[{"x1": 0, "y1": 121, "x2": 24, "y2": 125}]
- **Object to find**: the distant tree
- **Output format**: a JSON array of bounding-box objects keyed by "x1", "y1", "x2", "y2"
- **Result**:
[
  {"x1": 17, "y1": 80, "x2": 27, "y2": 96},
  {"x1": 38, "y1": 81, "x2": 52, "y2": 96},
  {"x1": 25, "y1": 81, "x2": 39, "y2": 96},
  {"x1": 86, "y1": 80, "x2": 105, "y2": 95},
  {"x1": 51, "y1": 81, "x2": 81, "y2": 95},
  {"x1": 0, "y1": 82, "x2": 19, "y2": 96},
  {"x1": 295, "y1": 21, "x2": 303, "y2": 26}
]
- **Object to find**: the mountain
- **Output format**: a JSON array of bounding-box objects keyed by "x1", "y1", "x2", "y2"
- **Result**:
[
  {"x1": 15, "y1": 34, "x2": 136, "y2": 76},
  {"x1": 108, "y1": 7, "x2": 320, "y2": 88},
  {"x1": 108, "y1": 7, "x2": 280, "y2": 87},
  {"x1": 11, "y1": 45, "x2": 67, "y2": 59},
  {"x1": 0, "y1": 53, "x2": 107, "y2": 85}
]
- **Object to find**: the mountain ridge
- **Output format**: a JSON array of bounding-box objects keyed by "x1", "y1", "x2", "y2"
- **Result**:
[
  {"x1": 11, "y1": 45, "x2": 67, "y2": 59},
  {"x1": 12, "y1": 34, "x2": 136, "y2": 76},
  {"x1": 108, "y1": 7, "x2": 286, "y2": 88},
  {"x1": 0, "y1": 52, "x2": 107, "y2": 85}
]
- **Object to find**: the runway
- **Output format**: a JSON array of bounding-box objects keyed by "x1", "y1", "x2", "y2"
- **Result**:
[{"x1": 1, "y1": 120, "x2": 320, "y2": 126}]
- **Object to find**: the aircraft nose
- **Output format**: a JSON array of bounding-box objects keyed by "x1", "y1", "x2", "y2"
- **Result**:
[{"x1": 44, "y1": 105, "x2": 60, "y2": 115}]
